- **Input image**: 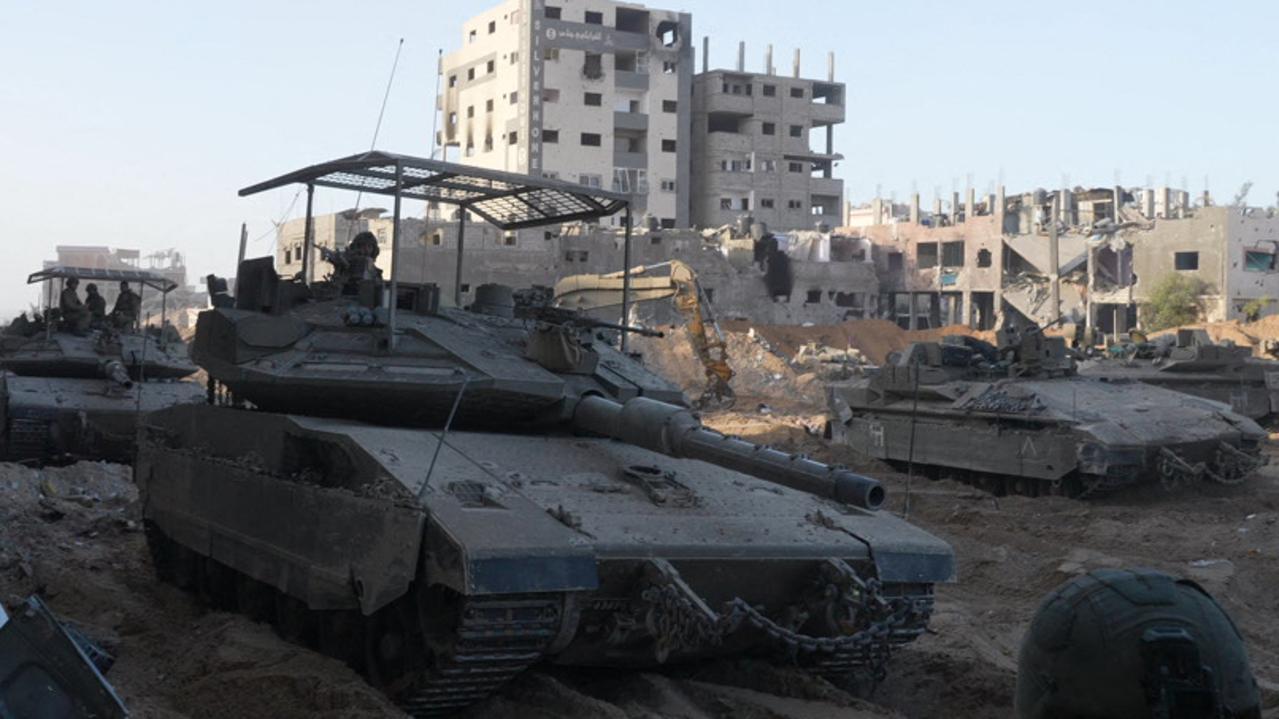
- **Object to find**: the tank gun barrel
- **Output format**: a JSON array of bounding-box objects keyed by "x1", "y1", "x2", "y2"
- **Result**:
[
  {"x1": 518, "y1": 305, "x2": 664, "y2": 338},
  {"x1": 573, "y1": 396, "x2": 885, "y2": 510}
]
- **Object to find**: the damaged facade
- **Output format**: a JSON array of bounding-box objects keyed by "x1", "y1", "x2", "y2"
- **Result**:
[
  {"x1": 276, "y1": 210, "x2": 877, "y2": 325},
  {"x1": 847, "y1": 186, "x2": 1279, "y2": 333}
]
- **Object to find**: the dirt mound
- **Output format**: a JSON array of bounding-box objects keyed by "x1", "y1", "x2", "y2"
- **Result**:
[{"x1": 722, "y1": 319, "x2": 995, "y2": 366}]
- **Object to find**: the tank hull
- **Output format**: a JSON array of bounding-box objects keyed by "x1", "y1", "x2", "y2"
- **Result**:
[
  {"x1": 1, "y1": 331, "x2": 196, "y2": 381},
  {"x1": 1, "y1": 375, "x2": 205, "y2": 464},
  {"x1": 137, "y1": 403, "x2": 954, "y2": 714},
  {"x1": 1078, "y1": 360, "x2": 1279, "y2": 420},
  {"x1": 828, "y1": 375, "x2": 1267, "y2": 497}
]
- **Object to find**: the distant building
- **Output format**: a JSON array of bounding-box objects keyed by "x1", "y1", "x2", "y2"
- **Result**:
[
  {"x1": 690, "y1": 44, "x2": 845, "y2": 231},
  {"x1": 275, "y1": 208, "x2": 427, "y2": 281},
  {"x1": 438, "y1": 0, "x2": 693, "y2": 228}
]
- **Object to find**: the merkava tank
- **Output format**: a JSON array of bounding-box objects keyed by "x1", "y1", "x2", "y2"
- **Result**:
[
  {"x1": 1078, "y1": 328, "x2": 1279, "y2": 420},
  {"x1": 0, "y1": 266, "x2": 203, "y2": 463},
  {"x1": 826, "y1": 321, "x2": 1268, "y2": 498},
  {"x1": 136, "y1": 152, "x2": 955, "y2": 717}
]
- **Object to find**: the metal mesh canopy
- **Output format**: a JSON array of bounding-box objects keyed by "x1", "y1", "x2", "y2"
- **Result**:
[
  {"x1": 29, "y1": 266, "x2": 177, "y2": 293},
  {"x1": 239, "y1": 151, "x2": 629, "y2": 230}
]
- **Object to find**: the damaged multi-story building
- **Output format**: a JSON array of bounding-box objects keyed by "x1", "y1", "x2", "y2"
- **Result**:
[
  {"x1": 690, "y1": 42, "x2": 845, "y2": 231},
  {"x1": 846, "y1": 185, "x2": 1279, "y2": 334},
  {"x1": 437, "y1": 0, "x2": 694, "y2": 228}
]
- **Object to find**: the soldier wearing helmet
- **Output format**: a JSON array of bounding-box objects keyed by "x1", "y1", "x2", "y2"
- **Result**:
[{"x1": 1016, "y1": 568, "x2": 1260, "y2": 719}]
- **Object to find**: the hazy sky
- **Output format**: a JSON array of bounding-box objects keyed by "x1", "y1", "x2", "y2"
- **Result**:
[{"x1": 2, "y1": 0, "x2": 1276, "y2": 313}]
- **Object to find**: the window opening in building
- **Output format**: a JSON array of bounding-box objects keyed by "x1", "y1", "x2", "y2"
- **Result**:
[
  {"x1": 805, "y1": 289, "x2": 822, "y2": 304},
  {"x1": 789, "y1": 124, "x2": 803, "y2": 137},
  {"x1": 583, "y1": 92, "x2": 602, "y2": 106},
  {"x1": 583, "y1": 53, "x2": 603, "y2": 79},
  {"x1": 486, "y1": 59, "x2": 495, "y2": 74},
  {"x1": 661, "y1": 139, "x2": 676, "y2": 152},
  {"x1": 542, "y1": 88, "x2": 559, "y2": 102},
  {"x1": 977, "y1": 248, "x2": 992, "y2": 267},
  {"x1": 761, "y1": 122, "x2": 775, "y2": 135},
  {"x1": 720, "y1": 198, "x2": 732, "y2": 210},
  {"x1": 488, "y1": 20, "x2": 496, "y2": 33},
  {"x1": 917, "y1": 242, "x2": 939, "y2": 266},
  {"x1": 584, "y1": 10, "x2": 603, "y2": 24},
  {"x1": 942, "y1": 241, "x2": 965, "y2": 267},
  {"x1": 888, "y1": 251, "x2": 904, "y2": 271},
  {"x1": 788, "y1": 162, "x2": 804, "y2": 173},
  {"x1": 787, "y1": 199, "x2": 802, "y2": 210},
  {"x1": 542, "y1": 129, "x2": 559, "y2": 143},
  {"x1": 466, "y1": 105, "x2": 474, "y2": 118},
  {"x1": 760, "y1": 198, "x2": 775, "y2": 209},
  {"x1": 790, "y1": 87, "x2": 804, "y2": 98},
  {"x1": 544, "y1": 5, "x2": 561, "y2": 19},
  {"x1": 467, "y1": 68, "x2": 475, "y2": 80},
  {"x1": 580, "y1": 132, "x2": 601, "y2": 146},
  {"x1": 507, "y1": 131, "x2": 518, "y2": 144},
  {"x1": 485, "y1": 99, "x2": 494, "y2": 112},
  {"x1": 762, "y1": 84, "x2": 776, "y2": 97},
  {"x1": 662, "y1": 99, "x2": 677, "y2": 113},
  {"x1": 1174, "y1": 252, "x2": 1199, "y2": 270},
  {"x1": 616, "y1": 7, "x2": 649, "y2": 33},
  {"x1": 1245, "y1": 250, "x2": 1275, "y2": 272}
]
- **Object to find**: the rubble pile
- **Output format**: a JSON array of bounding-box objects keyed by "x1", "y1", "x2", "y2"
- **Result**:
[
  {"x1": 724, "y1": 318, "x2": 996, "y2": 366},
  {"x1": 1152, "y1": 315, "x2": 1279, "y2": 357}
]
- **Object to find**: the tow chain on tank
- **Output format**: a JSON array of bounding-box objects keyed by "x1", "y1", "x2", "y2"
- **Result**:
[
  {"x1": 1157, "y1": 447, "x2": 1206, "y2": 490},
  {"x1": 1207, "y1": 441, "x2": 1267, "y2": 485},
  {"x1": 639, "y1": 558, "x2": 925, "y2": 679},
  {"x1": 397, "y1": 594, "x2": 563, "y2": 718}
]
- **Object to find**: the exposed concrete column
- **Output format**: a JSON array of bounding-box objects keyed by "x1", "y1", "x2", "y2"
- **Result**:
[
  {"x1": 736, "y1": 41, "x2": 745, "y2": 72},
  {"x1": 1141, "y1": 188, "x2": 1155, "y2": 219},
  {"x1": 951, "y1": 191, "x2": 960, "y2": 223},
  {"x1": 792, "y1": 49, "x2": 801, "y2": 78},
  {"x1": 995, "y1": 185, "x2": 1006, "y2": 232},
  {"x1": 1159, "y1": 186, "x2": 1171, "y2": 218},
  {"x1": 765, "y1": 44, "x2": 773, "y2": 75},
  {"x1": 827, "y1": 51, "x2": 834, "y2": 82},
  {"x1": 1048, "y1": 195, "x2": 1061, "y2": 322},
  {"x1": 933, "y1": 197, "x2": 943, "y2": 223},
  {"x1": 1060, "y1": 187, "x2": 1073, "y2": 224},
  {"x1": 871, "y1": 197, "x2": 883, "y2": 226},
  {"x1": 909, "y1": 193, "x2": 920, "y2": 224},
  {"x1": 1181, "y1": 190, "x2": 1192, "y2": 217},
  {"x1": 1113, "y1": 185, "x2": 1124, "y2": 221},
  {"x1": 965, "y1": 188, "x2": 976, "y2": 222},
  {"x1": 908, "y1": 292, "x2": 918, "y2": 330},
  {"x1": 1085, "y1": 244, "x2": 1098, "y2": 344},
  {"x1": 962, "y1": 289, "x2": 973, "y2": 328},
  {"x1": 702, "y1": 36, "x2": 709, "y2": 73}
]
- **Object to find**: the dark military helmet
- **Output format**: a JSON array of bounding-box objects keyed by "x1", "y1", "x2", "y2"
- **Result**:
[
  {"x1": 1016, "y1": 568, "x2": 1260, "y2": 719},
  {"x1": 350, "y1": 231, "x2": 380, "y2": 259}
]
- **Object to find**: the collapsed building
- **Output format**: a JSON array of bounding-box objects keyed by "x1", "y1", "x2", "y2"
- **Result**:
[
  {"x1": 846, "y1": 186, "x2": 1279, "y2": 334},
  {"x1": 276, "y1": 210, "x2": 877, "y2": 325}
]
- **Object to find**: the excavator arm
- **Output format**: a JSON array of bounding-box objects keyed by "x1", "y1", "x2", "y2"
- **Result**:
[{"x1": 553, "y1": 261, "x2": 735, "y2": 408}]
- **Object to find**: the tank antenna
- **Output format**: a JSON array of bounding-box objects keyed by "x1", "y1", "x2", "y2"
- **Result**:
[
  {"x1": 903, "y1": 356, "x2": 921, "y2": 519},
  {"x1": 347, "y1": 37, "x2": 405, "y2": 245},
  {"x1": 420, "y1": 370, "x2": 470, "y2": 499}
]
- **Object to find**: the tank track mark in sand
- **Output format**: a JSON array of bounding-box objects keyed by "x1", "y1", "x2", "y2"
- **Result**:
[{"x1": 145, "y1": 521, "x2": 563, "y2": 717}]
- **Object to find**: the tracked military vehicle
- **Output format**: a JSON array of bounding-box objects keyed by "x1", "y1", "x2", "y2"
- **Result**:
[
  {"x1": 136, "y1": 152, "x2": 955, "y2": 717},
  {"x1": 827, "y1": 322, "x2": 1267, "y2": 498},
  {"x1": 0, "y1": 266, "x2": 202, "y2": 463},
  {"x1": 1078, "y1": 328, "x2": 1279, "y2": 420}
]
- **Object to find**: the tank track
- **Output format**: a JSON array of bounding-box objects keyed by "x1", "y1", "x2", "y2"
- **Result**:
[
  {"x1": 396, "y1": 596, "x2": 561, "y2": 717},
  {"x1": 144, "y1": 522, "x2": 560, "y2": 717}
]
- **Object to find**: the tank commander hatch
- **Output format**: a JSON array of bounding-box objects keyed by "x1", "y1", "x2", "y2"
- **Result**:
[{"x1": 323, "y1": 230, "x2": 384, "y2": 296}]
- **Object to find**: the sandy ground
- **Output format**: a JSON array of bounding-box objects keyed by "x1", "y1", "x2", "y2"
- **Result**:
[{"x1": 2, "y1": 321, "x2": 1278, "y2": 717}]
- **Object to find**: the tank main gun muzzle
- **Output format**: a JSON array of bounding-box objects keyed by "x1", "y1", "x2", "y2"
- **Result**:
[
  {"x1": 573, "y1": 396, "x2": 886, "y2": 510},
  {"x1": 100, "y1": 360, "x2": 133, "y2": 388}
]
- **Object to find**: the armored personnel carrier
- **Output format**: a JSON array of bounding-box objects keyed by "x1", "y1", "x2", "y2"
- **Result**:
[
  {"x1": 827, "y1": 323, "x2": 1267, "y2": 498},
  {"x1": 137, "y1": 152, "x2": 954, "y2": 717},
  {"x1": 0, "y1": 266, "x2": 203, "y2": 463},
  {"x1": 1078, "y1": 329, "x2": 1279, "y2": 420}
]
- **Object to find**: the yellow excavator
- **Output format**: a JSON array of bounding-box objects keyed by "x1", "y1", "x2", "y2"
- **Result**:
[{"x1": 554, "y1": 260, "x2": 735, "y2": 408}]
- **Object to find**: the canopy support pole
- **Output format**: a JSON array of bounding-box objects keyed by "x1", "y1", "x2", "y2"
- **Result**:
[
  {"x1": 302, "y1": 182, "x2": 315, "y2": 284},
  {"x1": 454, "y1": 208, "x2": 468, "y2": 308},
  {"x1": 389, "y1": 163, "x2": 402, "y2": 350},
  {"x1": 621, "y1": 204, "x2": 633, "y2": 353}
]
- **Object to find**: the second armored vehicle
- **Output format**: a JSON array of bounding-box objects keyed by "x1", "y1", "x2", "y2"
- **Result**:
[
  {"x1": 1078, "y1": 328, "x2": 1279, "y2": 420},
  {"x1": 137, "y1": 152, "x2": 955, "y2": 717},
  {"x1": 1, "y1": 266, "x2": 203, "y2": 463},
  {"x1": 827, "y1": 323, "x2": 1267, "y2": 498}
]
